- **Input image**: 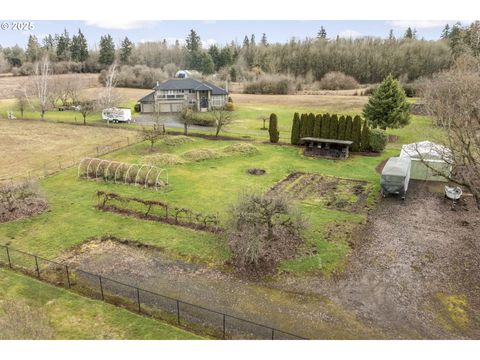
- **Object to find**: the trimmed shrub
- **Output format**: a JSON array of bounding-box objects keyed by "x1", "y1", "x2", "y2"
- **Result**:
[
  {"x1": 360, "y1": 120, "x2": 370, "y2": 152},
  {"x1": 313, "y1": 114, "x2": 322, "y2": 138},
  {"x1": 299, "y1": 113, "x2": 308, "y2": 139},
  {"x1": 329, "y1": 114, "x2": 339, "y2": 139},
  {"x1": 369, "y1": 129, "x2": 388, "y2": 152},
  {"x1": 134, "y1": 103, "x2": 141, "y2": 113},
  {"x1": 351, "y1": 115, "x2": 362, "y2": 152},
  {"x1": 291, "y1": 112, "x2": 301, "y2": 145},
  {"x1": 225, "y1": 101, "x2": 235, "y2": 111},
  {"x1": 268, "y1": 113, "x2": 280, "y2": 143},
  {"x1": 318, "y1": 71, "x2": 360, "y2": 90},
  {"x1": 345, "y1": 115, "x2": 353, "y2": 141},
  {"x1": 321, "y1": 113, "x2": 330, "y2": 138},
  {"x1": 307, "y1": 113, "x2": 316, "y2": 137},
  {"x1": 337, "y1": 115, "x2": 346, "y2": 140}
]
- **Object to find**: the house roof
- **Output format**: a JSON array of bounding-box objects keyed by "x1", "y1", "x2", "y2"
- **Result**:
[
  {"x1": 139, "y1": 91, "x2": 155, "y2": 102},
  {"x1": 153, "y1": 78, "x2": 228, "y2": 95},
  {"x1": 300, "y1": 137, "x2": 353, "y2": 146}
]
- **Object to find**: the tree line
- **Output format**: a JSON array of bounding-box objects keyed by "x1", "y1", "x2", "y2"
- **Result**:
[{"x1": 3, "y1": 22, "x2": 480, "y2": 83}]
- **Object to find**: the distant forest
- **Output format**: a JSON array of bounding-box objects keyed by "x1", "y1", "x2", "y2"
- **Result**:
[{"x1": 1, "y1": 21, "x2": 479, "y2": 86}]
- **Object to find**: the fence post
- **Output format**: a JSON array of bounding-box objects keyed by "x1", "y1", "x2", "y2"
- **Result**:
[
  {"x1": 5, "y1": 247, "x2": 12, "y2": 268},
  {"x1": 99, "y1": 275, "x2": 104, "y2": 300},
  {"x1": 176, "y1": 300, "x2": 180, "y2": 325},
  {"x1": 223, "y1": 314, "x2": 226, "y2": 340},
  {"x1": 136, "y1": 288, "x2": 141, "y2": 313},
  {"x1": 271, "y1": 328, "x2": 275, "y2": 340},
  {"x1": 65, "y1": 265, "x2": 71, "y2": 288},
  {"x1": 34, "y1": 256, "x2": 40, "y2": 278}
]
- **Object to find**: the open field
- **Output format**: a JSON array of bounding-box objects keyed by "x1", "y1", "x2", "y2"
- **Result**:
[
  {"x1": 0, "y1": 268, "x2": 203, "y2": 339},
  {"x1": 0, "y1": 119, "x2": 140, "y2": 181}
]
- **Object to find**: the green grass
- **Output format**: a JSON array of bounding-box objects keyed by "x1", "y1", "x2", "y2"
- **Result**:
[
  {"x1": 0, "y1": 268, "x2": 203, "y2": 339},
  {"x1": 0, "y1": 101, "x2": 440, "y2": 274}
]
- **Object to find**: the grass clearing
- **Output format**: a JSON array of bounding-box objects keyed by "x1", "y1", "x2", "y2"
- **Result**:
[{"x1": 0, "y1": 268, "x2": 203, "y2": 339}]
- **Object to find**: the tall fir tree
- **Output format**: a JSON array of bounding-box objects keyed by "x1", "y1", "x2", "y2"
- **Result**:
[
  {"x1": 291, "y1": 112, "x2": 301, "y2": 145},
  {"x1": 337, "y1": 115, "x2": 346, "y2": 140},
  {"x1": 351, "y1": 115, "x2": 362, "y2": 152},
  {"x1": 120, "y1": 36, "x2": 134, "y2": 64},
  {"x1": 70, "y1": 29, "x2": 88, "y2": 62},
  {"x1": 317, "y1": 26, "x2": 327, "y2": 39},
  {"x1": 26, "y1": 35, "x2": 40, "y2": 62},
  {"x1": 268, "y1": 113, "x2": 279, "y2": 143},
  {"x1": 313, "y1": 114, "x2": 322, "y2": 138},
  {"x1": 329, "y1": 114, "x2": 339, "y2": 139},
  {"x1": 360, "y1": 120, "x2": 371, "y2": 152},
  {"x1": 261, "y1": 33, "x2": 268, "y2": 46},
  {"x1": 345, "y1": 115, "x2": 353, "y2": 141},
  {"x1": 99, "y1": 34, "x2": 115, "y2": 65},
  {"x1": 363, "y1": 74, "x2": 410, "y2": 130},
  {"x1": 186, "y1": 29, "x2": 201, "y2": 52},
  {"x1": 56, "y1": 29, "x2": 71, "y2": 61}
]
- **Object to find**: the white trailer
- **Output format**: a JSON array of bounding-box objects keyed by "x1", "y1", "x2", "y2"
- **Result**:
[{"x1": 102, "y1": 108, "x2": 132, "y2": 123}]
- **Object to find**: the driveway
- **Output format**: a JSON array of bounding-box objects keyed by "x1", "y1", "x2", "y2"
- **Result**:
[{"x1": 134, "y1": 113, "x2": 215, "y2": 132}]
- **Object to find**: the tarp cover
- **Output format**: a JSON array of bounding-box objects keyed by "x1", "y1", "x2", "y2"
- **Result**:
[
  {"x1": 400, "y1": 141, "x2": 451, "y2": 181},
  {"x1": 381, "y1": 156, "x2": 411, "y2": 195}
]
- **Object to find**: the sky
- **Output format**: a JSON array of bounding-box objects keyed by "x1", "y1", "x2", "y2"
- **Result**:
[{"x1": 0, "y1": 20, "x2": 465, "y2": 48}]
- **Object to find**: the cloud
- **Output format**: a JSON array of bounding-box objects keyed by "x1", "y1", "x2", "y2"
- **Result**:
[
  {"x1": 338, "y1": 30, "x2": 362, "y2": 39},
  {"x1": 85, "y1": 20, "x2": 157, "y2": 30},
  {"x1": 202, "y1": 38, "x2": 216, "y2": 48},
  {"x1": 386, "y1": 20, "x2": 451, "y2": 29}
]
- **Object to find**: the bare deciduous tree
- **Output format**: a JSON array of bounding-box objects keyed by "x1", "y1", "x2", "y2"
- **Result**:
[
  {"x1": 14, "y1": 87, "x2": 28, "y2": 119},
  {"x1": 179, "y1": 105, "x2": 194, "y2": 136},
  {"x1": 421, "y1": 55, "x2": 480, "y2": 208},
  {"x1": 27, "y1": 56, "x2": 51, "y2": 120},
  {"x1": 76, "y1": 99, "x2": 97, "y2": 125},
  {"x1": 211, "y1": 107, "x2": 233, "y2": 137},
  {"x1": 142, "y1": 119, "x2": 165, "y2": 151}
]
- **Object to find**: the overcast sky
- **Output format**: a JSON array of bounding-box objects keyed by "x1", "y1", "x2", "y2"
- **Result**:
[{"x1": 0, "y1": 20, "x2": 465, "y2": 48}]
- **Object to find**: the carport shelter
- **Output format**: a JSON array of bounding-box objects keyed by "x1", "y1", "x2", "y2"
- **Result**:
[{"x1": 400, "y1": 141, "x2": 451, "y2": 182}]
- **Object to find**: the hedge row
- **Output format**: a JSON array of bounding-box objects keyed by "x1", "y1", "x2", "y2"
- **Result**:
[{"x1": 291, "y1": 112, "x2": 379, "y2": 152}]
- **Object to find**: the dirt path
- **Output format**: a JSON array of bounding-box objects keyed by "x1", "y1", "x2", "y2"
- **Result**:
[{"x1": 277, "y1": 181, "x2": 480, "y2": 339}]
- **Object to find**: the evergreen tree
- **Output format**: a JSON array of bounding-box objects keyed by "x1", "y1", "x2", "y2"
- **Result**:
[
  {"x1": 404, "y1": 27, "x2": 417, "y2": 39},
  {"x1": 250, "y1": 34, "x2": 256, "y2": 46},
  {"x1": 186, "y1": 29, "x2": 201, "y2": 52},
  {"x1": 307, "y1": 113, "x2": 316, "y2": 137},
  {"x1": 441, "y1": 24, "x2": 451, "y2": 40},
  {"x1": 337, "y1": 115, "x2": 346, "y2": 140},
  {"x1": 363, "y1": 74, "x2": 410, "y2": 130},
  {"x1": 388, "y1": 29, "x2": 395, "y2": 40},
  {"x1": 229, "y1": 67, "x2": 237, "y2": 82},
  {"x1": 70, "y1": 29, "x2": 88, "y2": 62},
  {"x1": 329, "y1": 114, "x2": 339, "y2": 139},
  {"x1": 317, "y1": 26, "x2": 327, "y2": 39},
  {"x1": 243, "y1": 35, "x2": 250, "y2": 48},
  {"x1": 208, "y1": 44, "x2": 220, "y2": 69},
  {"x1": 299, "y1": 113, "x2": 308, "y2": 139},
  {"x1": 99, "y1": 34, "x2": 115, "y2": 65},
  {"x1": 351, "y1": 115, "x2": 362, "y2": 152},
  {"x1": 291, "y1": 112, "x2": 301, "y2": 145},
  {"x1": 313, "y1": 114, "x2": 322, "y2": 138},
  {"x1": 56, "y1": 29, "x2": 71, "y2": 61},
  {"x1": 268, "y1": 113, "x2": 279, "y2": 143},
  {"x1": 345, "y1": 115, "x2": 353, "y2": 141},
  {"x1": 261, "y1": 33, "x2": 268, "y2": 46},
  {"x1": 360, "y1": 120, "x2": 370, "y2": 152},
  {"x1": 120, "y1": 36, "x2": 134, "y2": 64},
  {"x1": 320, "y1": 113, "x2": 330, "y2": 138},
  {"x1": 26, "y1": 35, "x2": 40, "y2": 62}
]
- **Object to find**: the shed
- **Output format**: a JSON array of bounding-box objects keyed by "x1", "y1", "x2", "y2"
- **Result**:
[
  {"x1": 380, "y1": 156, "x2": 411, "y2": 199},
  {"x1": 400, "y1": 141, "x2": 451, "y2": 182},
  {"x1": 300, "y1": 137, "x2": 353, "y2": 159}
]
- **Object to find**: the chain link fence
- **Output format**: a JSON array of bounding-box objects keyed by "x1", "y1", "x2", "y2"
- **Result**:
[{"x1": 0, "y1": 245, "x2": 307, "y2": 340}]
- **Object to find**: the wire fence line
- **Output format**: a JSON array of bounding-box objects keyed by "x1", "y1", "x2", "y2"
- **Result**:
[
  {"x1": 0, "y1": 245, "x2": 307, "y2": 340},
  {"x1": 0, "y1": 135, "x2": 141, "y2": 184}
]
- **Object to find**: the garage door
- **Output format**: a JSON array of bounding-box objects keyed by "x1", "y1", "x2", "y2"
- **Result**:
[
  {"x1": 160, "y1": 104, "x2": 170, "y2": 113},
  {"x1": 141, "y1": 103, "x2": 154, "y2": 113},
  {"x1": 171, "y1": 103, "x2": 183, "y2": 113}
]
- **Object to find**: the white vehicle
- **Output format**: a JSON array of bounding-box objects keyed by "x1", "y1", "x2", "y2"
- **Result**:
[{"x1": 102, "y1": 107, "x2": 132, "y2": 123}]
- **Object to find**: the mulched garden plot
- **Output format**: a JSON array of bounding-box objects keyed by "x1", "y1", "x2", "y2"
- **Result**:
[{"x1": 269, "y1": 172, "x2": 369, "y2": 213}]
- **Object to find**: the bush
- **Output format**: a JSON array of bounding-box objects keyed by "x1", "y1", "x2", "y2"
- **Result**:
[
  {"x1": 369, "y1": 129, "x2": 388, "y2": 152},
  {"x1": 191, "y1": 113, "x2": 216, "y2": 126},
  {"x1": 244, "y1": 74, "x2": 294, "y2": 95},
  {"x1": 0, "y1": 181, "x2": 47, "y2": 222},
  {"x1": 318, "y1": 71, "x2": 360, "y2": 90},
  {"x1": 223, "y1": 143, "x2": 258, "y2": 155},
  {"x1": 182, "y1": 148, "x2": 222, "y2": 162},
  {"x1": 268, "y1": 113, "x2": 280, "y2": 143},
  {"x1": 102, "y1": 65, "x2": 168, "y2": 89},
  {"x1": 134, "y1": 103, "x2": 141, "y2": 113},
  {"x1": 225, "y1": 101, "x2": 235, "y2": 111}
]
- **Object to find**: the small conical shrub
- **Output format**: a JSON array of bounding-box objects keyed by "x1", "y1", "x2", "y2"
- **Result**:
[
  {"x1": 269, "y1": 113, "x2": 280, "y2": 143},
  {"x1": 330, "y1": 114, "x2": 339, "y2": 139},
  {"x1": 351, "y1": 115, "x2": 362, "y2": 152},
  {"x1": 321, "y1": 113, "x2": 330, "y2": 138},
  {"x1": 291, "y1": 112, "x2": 301, "y2": 145},
  {"x1": 360, "y1": 120, "x2": 370, "y2": 152},
  {"x1": 313, "y1": 114, "x2": 322, "y2": 138},
  {"x1": 345, "y1": 115, "x2": 353, "y2": 141},
  {"x1": 337, "y1": 115, "x2": 346, "y2": 140}
]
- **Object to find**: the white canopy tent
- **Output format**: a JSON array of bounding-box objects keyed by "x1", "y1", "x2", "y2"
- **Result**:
[{"x1": 400, "y1": 141, "x2": 451, "y2": 182}]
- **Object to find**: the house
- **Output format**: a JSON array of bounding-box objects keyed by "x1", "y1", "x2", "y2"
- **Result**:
[{"x1": 138, "y1": 78, "x2": 229, "y2": 113}]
